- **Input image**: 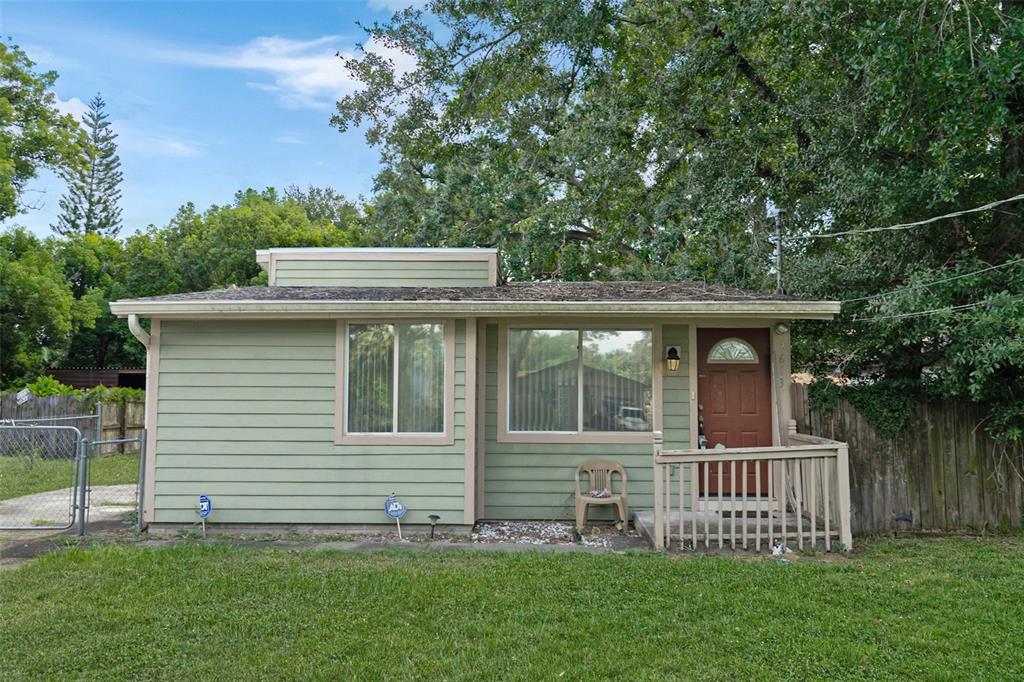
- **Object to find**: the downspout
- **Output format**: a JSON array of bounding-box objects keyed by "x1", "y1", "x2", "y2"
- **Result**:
[
  {"x1": 127, "y1": 313, "x2": 150, "y2": 349},
  {"x1": 127, "y1": 313, "x2": 152, "y2": 530}
]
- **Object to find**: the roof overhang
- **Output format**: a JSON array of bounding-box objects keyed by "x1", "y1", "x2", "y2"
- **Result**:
[{"x1": 111, "y1": 299, "x2": 841, "y2": 320}]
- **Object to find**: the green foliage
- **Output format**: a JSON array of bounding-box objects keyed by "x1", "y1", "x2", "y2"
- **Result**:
[
  {"x1": 808, "y1": 379, "x2": 917, "y2": 437},
  {"x1": 23, "y1": 375, "x2": 77, "y2": 397},
  {"x1": 54, "y1": 231, "x2": 140, "y2": 369},
  {"x1": 78, "y1": 384, "x2": 146, "y2": 405},
  {"x1": 161, "y1": 188, "x2": 360, "y2": 291},
  {"x1": 0, "y1": 40, "x2": 85, "y2": 220},
  {"x1": 806, "y1": 379, "x2": 840, "y2": 415},
  {"x1": 54, "y1": 93, "x2": 123, "y2": 236},
  {"x1": 0, "y1": 228, "x2": 100, "y2": 385},
  {"x1": 3, "y1": 376, "x2": 144, "y2": 405}
]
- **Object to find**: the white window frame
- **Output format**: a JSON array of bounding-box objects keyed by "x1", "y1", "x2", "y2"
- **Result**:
[
  {"x1": 497, "y1": 322, "x2": 661, "y2": 444},
  {"x1": 335, "y1": 319, "x2": 455, "y2": 445}
]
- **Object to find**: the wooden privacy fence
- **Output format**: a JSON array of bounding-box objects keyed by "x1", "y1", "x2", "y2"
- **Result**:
[
  {"x1": 792, "y1": 384, "x2": 1023, "y2": 534},
  {"x1": 99, "y1": 402, "x2": 145, "y2": 454},
  {"x1": 0, "y1": 393, "x2": 88, "y2": 422},
  {"x1": 0, "y1": 394, "x2": 144, "y2": 454}
]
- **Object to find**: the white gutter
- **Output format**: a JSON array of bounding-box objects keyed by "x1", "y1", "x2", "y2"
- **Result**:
[
  {"x1": 111, "y1": 299, "x2": 841, "y2": 319},
  {"x1": 127, "y1": 313, "x2": 150, "y2": 348}
]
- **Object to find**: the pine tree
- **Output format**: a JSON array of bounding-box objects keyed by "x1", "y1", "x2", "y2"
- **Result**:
[{"x1": 54, "y1": 94, "x2": 123, "y2": 235}]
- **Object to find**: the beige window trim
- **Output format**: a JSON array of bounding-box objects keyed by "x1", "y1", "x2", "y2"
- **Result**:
[
  {"x1": 496, "y1": 321, "x2": 661, "y2": 444},
  {"x1": 335, "y1": 319, "x2": 456, "y2": 446}
]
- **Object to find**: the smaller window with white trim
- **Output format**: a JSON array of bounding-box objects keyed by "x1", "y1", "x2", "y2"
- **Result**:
[
  {"x1": 707, "y1": 338, "x2": 758, "y2": 364},
  {"x1": 346, "y1": 322, "x2": 446, "y2": 434}
]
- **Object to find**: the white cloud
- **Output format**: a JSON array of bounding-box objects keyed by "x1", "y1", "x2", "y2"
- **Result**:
[
  {"x1": 363, "y1": 35, "x2": 419, "y2": 78},
  {"x1": 54, "y1": 95, "x2": 202, "y2": 158},
  {"x1": 116, "y1": 123, "x2": 206, "y2": 158},
  {"x1": 275, "y1": 134, "x2": 307, "y2": 145},
  {"x1": 367, "y1": 0, "x2": 428, "y2": 12},
  {"x1": 23, "y1": 44, "x2": 79, "y2": 72},
  {"x1": 156, "y1": 34, "x2": 417, "y2": 110},
  {"x1": 55, "y1": 95, "x2": 89, "y2": 121}
]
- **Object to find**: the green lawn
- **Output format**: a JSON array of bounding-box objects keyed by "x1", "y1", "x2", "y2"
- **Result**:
[
  {"x1": 0, "y1": 453, "x2": 138, "y2": 500},
  {"x1": 1, "y1": 537, "x2": 1022, "y2": 679}
]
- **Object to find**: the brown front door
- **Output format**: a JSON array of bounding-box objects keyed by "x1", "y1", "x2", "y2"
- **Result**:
[{"x1": 697, "y1": 328, "x2": 773, "y2": 496}]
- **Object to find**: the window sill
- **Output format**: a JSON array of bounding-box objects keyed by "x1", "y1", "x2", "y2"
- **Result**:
[
  {"x1": 334, "y1": 433, "x2": 455, "y2": 446},
  {"x1": 496, "y1": 431, "x2": 653, "y2": 445}
]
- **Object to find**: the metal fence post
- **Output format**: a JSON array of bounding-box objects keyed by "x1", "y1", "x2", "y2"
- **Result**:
[
  {"x1": 77, "y1": 437, "x2": 89, "y2": 536},
  {"x1": 135, "y1": 431, "x2": 147, "y2": 532}
]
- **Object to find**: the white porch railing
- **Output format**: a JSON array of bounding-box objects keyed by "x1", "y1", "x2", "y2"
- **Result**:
[{"x1": 651, "y1": 422, "x2": 853, "y2": 552}]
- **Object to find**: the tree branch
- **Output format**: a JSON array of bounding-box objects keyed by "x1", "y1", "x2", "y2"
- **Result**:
[{"x1": 679, "y1": 6, "x2": 811, "y2": 150}]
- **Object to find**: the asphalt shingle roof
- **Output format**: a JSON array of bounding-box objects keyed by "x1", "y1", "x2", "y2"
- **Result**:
[{"x1": 124, "y1": 281, "x2": 806, "y2": 304}]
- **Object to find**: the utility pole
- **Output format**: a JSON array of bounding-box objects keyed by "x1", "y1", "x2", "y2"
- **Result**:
[{"x1": 775, "y1": 209, "x2": 786, "y2": 295}]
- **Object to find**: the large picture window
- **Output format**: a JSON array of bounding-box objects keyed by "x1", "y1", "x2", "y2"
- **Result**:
[
  {"x1": 508, "y1": 328, "x2": 653, "y2": 433},
  {"x1": 345, "y1": 322, "x2": 446, "y2": 435}
]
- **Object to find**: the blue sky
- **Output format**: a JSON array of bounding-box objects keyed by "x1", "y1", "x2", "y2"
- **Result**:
[{"x1": 5, "y1": 0, "x2": 419, "y2": 236}]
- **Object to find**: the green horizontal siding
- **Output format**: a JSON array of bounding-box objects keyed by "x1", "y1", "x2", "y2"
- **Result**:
[
  {"x1": 154, "y1": 319, "x2": 466, "y2": 525},
  {"x1": 155, "y1": 468, "x2": 465, "y2": 483},
  {"x1": 156, "y1": 453, "x2": 467, "y2": 467},
  {"x1": 482, "y1": 323, "x2": 692, "y2": 521},
  {"x1": 153, "y1": 509, "x2": 455, "y2": 524},
  {"x1": 273, "y1": 258, "x2": 491, "y2": 287}
]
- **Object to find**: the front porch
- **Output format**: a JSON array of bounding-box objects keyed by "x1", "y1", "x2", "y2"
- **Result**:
[{"x1": 640, "y1": 421, "x2": 853, "y2": 552}]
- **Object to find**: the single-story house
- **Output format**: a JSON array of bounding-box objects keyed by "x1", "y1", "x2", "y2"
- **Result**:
[{"x1": 111, "y1": 247, "x2": 853, "y2": 550}]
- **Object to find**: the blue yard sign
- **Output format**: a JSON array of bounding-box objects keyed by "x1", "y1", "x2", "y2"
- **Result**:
[
  {"x1": 384, "y1": 493, "x2": 407, "y2": 539},
  {"x1": 384, "y1": 494, "x2": 407, "y2": 520},
  {"x1": 198, "y1": 495, "x2": 212, "y2": 518}
]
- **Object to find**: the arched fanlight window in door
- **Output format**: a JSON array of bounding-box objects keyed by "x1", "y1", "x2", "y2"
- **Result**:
[{"x1": 707, "y1": 338, "x2": 758, "y2": 364}]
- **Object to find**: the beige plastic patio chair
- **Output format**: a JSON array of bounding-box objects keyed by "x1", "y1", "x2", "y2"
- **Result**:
[{"x1": 575, "y1": 460, "x2": 628, "y2": 530}]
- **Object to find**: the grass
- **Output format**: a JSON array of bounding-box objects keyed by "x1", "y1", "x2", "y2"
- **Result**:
[
  {"x1": 0, "y1": 453, "x2": 137, "y2": 501},
  {"x1": 1, "y1": 536, "x2": 1023, "y2": 679}
]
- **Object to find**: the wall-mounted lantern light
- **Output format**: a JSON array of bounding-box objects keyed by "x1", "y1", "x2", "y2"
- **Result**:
[{"x1": 665, "y1": 346, "x2": 681, "y2": 372}]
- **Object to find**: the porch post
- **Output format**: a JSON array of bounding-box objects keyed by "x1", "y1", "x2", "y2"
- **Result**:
[
  {"x1": 652, "y1": 431, "x2": 664, "y2": 550},
  {"x1": 836, "y1": 443, "x2": 854, "y2": 551}
]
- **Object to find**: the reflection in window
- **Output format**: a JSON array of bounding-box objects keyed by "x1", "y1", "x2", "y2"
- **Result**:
[
  {"x1": 508, "y1": 329, "x2": 578, "y2": 431},
  {"x1": 508, "y1": 328, "x2": 652, "y2": 433},
  {"x1": 582, "y1": 330, "x2": 652, "y2": 431},
  {"x1": 707, "y1": 338, "x2": 758, "y2": 363},
  {"x1": 348, "y1": 323, "x2": 445, "y2": 434}
]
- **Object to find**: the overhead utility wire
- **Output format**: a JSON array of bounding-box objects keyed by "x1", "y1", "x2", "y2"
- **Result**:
[
  {"x1": 791, "y1": 192, "x2": 1024, "y2": 240},
  {"x1": 842, "y1": 256, "x2": 1024, "y2": 303},
  {"x1": 852, "y1": 296, "x2": 1020, "y2": 323}
]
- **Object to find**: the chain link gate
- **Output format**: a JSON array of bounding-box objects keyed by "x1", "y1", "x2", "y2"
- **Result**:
[
  {"x1": 83, "y1": 434, "x2": 146, "y2": 533},
  {"x1": 0, "y1": 424, "x2": 85, "y2": 530},
  {"x1": 1, "y1": 416, "x2": 146, "y2": 534}
]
